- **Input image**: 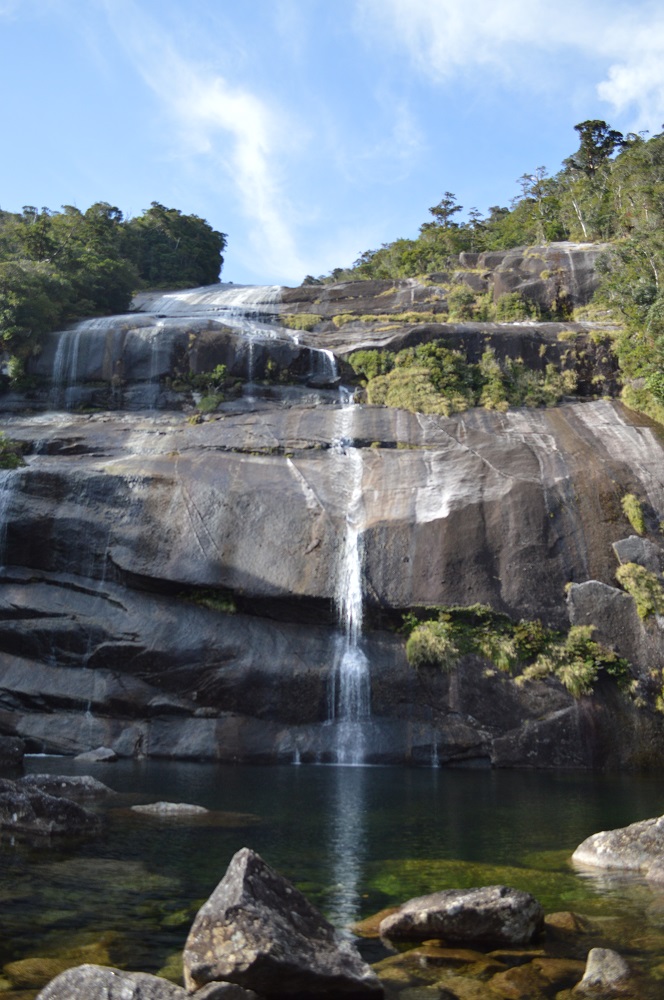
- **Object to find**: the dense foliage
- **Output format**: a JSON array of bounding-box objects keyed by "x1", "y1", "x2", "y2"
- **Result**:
[
  {"x1": 402, "y1": 604, "x2": 631, "y2": 698},
  {"x1": 0, "y1": 201, "x2": 226, "y2": 359},
  {"x1": 349, "y1": 343, "x2": 577, "y2": 416},
  {"x1": 309, "y1": 122, "x2": 664, "y2": 284}
]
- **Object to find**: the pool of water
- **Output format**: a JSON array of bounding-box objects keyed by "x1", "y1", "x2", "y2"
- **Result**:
[{"x1": 2, "y1": 758, "x2": 664, "y2": 992}]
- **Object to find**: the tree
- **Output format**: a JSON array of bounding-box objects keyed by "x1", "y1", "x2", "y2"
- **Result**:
[
  {"x1": 125, "y1": 202, "x2": 227, "y2": 287},
  {"x1": 569, "y1": 120, "x2": 625, "y2": 177}
]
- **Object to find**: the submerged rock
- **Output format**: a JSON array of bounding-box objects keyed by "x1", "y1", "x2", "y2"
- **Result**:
[
  {"x1": 378, "y1": 885, "x2": 544, "y2": 947},
  {"x1": 131, "y1": 801, "x2": 208, "y2": 816},
  {"x1": 572, "y1": 814, "x2": 664, "y2": 881},
  {"x1": 183, "y1": 847, "x2": 384, "y2": 997}
]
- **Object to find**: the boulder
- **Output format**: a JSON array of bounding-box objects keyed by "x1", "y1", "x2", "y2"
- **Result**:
[
  {"x1": 572, "y1": 814, "x2": 664, "y2": 881},
  {"x1": 17, "y1": 774, "x2": 115, "y2": 800},
  {"x1": 378, "y1": 885, "x2": 544, "y2": 946},
  {"x1": 183, "y1": 847, "x2": 384, "y2": 997},
  {"x1": 35, "y1": 964, "x2": 188, "y2": 1000},
  {"x1": 573, "y1": 948, "x2": 631, "y2": 994},
  {"x1": 0, "y1": 786, "x2": 101, "y2": 837}
]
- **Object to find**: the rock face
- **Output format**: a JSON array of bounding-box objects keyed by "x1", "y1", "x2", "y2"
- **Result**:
[
  {"x1": 183, "y1": 847, "x2": 383, "y2": 998},
  {"x1": 0, "y1": 782, "x2": 102, "y2": 837},
  {"x1": 572, "y1": 814, "x2": 664, "y2": 881},
  {"x1": 378, "y1": 885, "x2": 544, "y2": 946},
  {"x1": 0, "y1": 268, "x2": 663, "y2": 767}
]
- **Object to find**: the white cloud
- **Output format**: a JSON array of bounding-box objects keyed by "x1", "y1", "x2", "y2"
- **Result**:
[
  {"x1": 357, "y1": 0, "x2": 664, "y2": 129},
  {"x1": 101, "y1": 0, "x2": 308, "y2": 281}
]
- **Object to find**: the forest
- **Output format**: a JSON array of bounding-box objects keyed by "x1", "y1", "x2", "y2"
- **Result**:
[{"x1": 0, "y1": 201, "x2": 226, "y2": 363}]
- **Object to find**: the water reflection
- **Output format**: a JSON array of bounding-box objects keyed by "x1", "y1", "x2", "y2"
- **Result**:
[{"x1": 325, "y1": 765, "x2": 367, "y2": 931}]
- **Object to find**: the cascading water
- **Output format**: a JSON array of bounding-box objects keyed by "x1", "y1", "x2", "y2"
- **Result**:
[
  {"x1": 0, "y1": 469, "x2": 17, "y2": 569},
  {"x1": 328, "y1": 393, "x2": 371, "y2": 765}
]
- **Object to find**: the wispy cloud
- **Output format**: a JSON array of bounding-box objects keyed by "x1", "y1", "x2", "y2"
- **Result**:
[
  {"x1": 100, "y1": 0, "x2": 308, "y2": 281},
  {"x1": 357, "y1": 0, "x2": 664, "y2": 129}
]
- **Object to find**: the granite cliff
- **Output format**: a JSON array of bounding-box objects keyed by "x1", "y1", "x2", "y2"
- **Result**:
[{"x1": 0, "y1": 244, "x2": 662, "y2": 767}]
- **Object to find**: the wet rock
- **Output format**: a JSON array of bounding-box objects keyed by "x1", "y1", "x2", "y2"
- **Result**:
[
  {"x1": 183, "y1": 847, "x2": 384, "y2": 997},
  {"x1": 17, "y1": 774, "x2": 115, "y2": 800},
  {"x1": 131, "y1": 801, "x2": 208, "y2": 816},
  {"x1": 75, "y1": 746, "x2": 118, "y2": 762},
  {"x1": 35, "y1": 964, "x2": 188, "y2": 1000},
  {"x1": 0, "y1": 786, "x2": 101, "y2": 837},
  {"x1": 0, "y1": 734, "x2": 25, "y2": 765},
  {"x1": 572, "y1": 814, "x2": 664, "y2": 881},
  {"x1": 378, "y1": 886, "x2": 544, "y2": 947},
  {"x1": 573, "y1": 948, "x2": 631, "y2": 994}
]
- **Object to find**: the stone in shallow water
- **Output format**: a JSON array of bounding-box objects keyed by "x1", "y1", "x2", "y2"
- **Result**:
[
  {"x1": 74, "y1": 746, "x2": 118, "y2": 762},
  {"x1": 35, "y1": 965, "x2": 187, "y2": 999},
  {"x1": 131, "y1": 801, "x2": 208, "y2": 816},
  {"x1": 573, "y1": 947, "x2": 631, "y2": 994},
  {"x1": 572, "y1": 815, "x2": 664, "y2": 881},
  {"x1": 378, "y1": 885, "x2": 544, "y2": 947},
  {"x1": 183, "y1": 846, "x2": 384, "y2": 998}
]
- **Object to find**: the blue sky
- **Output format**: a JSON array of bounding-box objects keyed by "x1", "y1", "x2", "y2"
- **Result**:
[{"x1": 1, "y1": 0, "x2": 664, "y2": 285}]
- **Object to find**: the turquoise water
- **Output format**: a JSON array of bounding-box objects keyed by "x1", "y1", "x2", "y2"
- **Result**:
[{"x1": 2, "y1": 759, "x2": 664, "y2": 989}]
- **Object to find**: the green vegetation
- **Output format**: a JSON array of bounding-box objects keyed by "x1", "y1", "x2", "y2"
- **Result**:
[
  {"x1": 309, "y1": 120, "x2": 664, "y2": 425},
  {"x1": 403, "y1": 604, "x2": 630, "y2": 697},
  {"x1": 280, "y1": 313, "x2": 320, "y2": 332},
  {"x1": 0, "y1": 432, "x2": 25, "y2": 469},
  {"x1": 349, "y1": 342, "x2": 577, "y2": 416},
  {"x1": 621, "y1": 493, "x2": 647, "y2": 535},
  {"x1": 615, "y1": 562, "x2": 664, "y2": 619},
  {"x1": 0, "y1": 201, "x2": 226, "y2": 363},
  {"x1": 179, "y1": 587, "x2": 236, "y2": 614}
]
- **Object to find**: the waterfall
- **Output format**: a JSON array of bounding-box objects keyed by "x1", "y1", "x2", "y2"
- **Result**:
[
  {"x1": 0, "y1": 469, "x2": 17, "y2": 569},
  {"x1": 50, "y1": 326, "x2": 85, "y2": 408},
  {"x1": 328, "y1": 397, "x2": 371, "y2": 765},
  {"x1": 309, "y1": 348, "x2": 339, "y2": 385}
]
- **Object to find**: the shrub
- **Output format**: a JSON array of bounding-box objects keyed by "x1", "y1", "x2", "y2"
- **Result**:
[
  {"x1": 517, "y1": 625, "x2": 630, "y2": 696},
  {"x1": 348, "y1": 349, "x2": 395, "y2": 382},
  {"x1": 447, "y1": 285, "x2": 476, "y2": 320},
  {"x1": 280, "y1": 313, "x2": 320, "y2": 332},
  {"x1": 406, "y1": 621, "x2": 460, "y2": 671},
  {"x1": 621, "y1": 493, "x2": 646, "y2": 535},
  {"x1": 616, "y1": 562, "x2": 664, "y2": 619},
  {"x1": 495, "y1": 292, "x2": 540, "y2": 321},
  {"x1": 0, "y1": 432, "x2": 24, "y2": 469}
]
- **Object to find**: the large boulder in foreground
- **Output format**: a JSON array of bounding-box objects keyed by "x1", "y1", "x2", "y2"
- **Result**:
[
  {"x1": 378, "y1": 885, "x2": 544, "y2": 946},
  {"x1": 17, "y1": 774, "x2": 115, "y2": 800},
  {"x1": 572, "y1": 814, "x2": 664, "y2": 881},
  {"x1": 183, "y1": 847, "x2": 383, "y2": 998},
  {"x1": 0, "y1": 784, "x2": 101, "y2": 837}
]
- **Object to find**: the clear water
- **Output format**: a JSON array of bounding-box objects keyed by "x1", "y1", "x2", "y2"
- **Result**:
[{"x1": 3, "y1": 758, "x2": 664, "y2": 992}]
